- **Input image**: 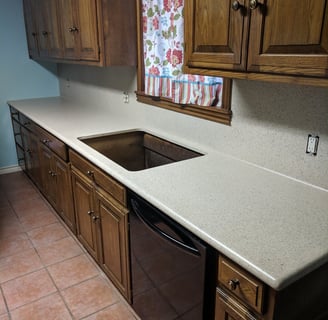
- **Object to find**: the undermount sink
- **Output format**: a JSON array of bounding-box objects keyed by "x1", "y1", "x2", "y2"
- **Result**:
[{"x1": 79, "y1": 130, "x2": 203, "y2": 171}]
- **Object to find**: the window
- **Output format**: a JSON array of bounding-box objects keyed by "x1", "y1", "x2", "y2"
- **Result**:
[{"x1": 136, "y1": 0, "x2": 232, "y2": 124}]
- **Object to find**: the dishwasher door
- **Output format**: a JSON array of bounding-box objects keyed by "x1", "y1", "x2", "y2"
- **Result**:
[{"x1": 128, "y1": 192, "x2": 215, "y2": 320}]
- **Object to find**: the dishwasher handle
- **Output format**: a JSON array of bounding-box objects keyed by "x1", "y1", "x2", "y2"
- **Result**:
[{"x1": 131, "y1": 198, "x2": 200, "y2": 256}]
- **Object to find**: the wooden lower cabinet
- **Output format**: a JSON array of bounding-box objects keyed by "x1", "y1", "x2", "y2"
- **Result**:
[
  {"x1": 21, "y1": 125, "x2": 42, "y2": 187},
  {"x1": 70, "y1": 149, "x2": 131, "y2": 301},
  {"x1": 71, "y1": 169, "x2": 99, "y2": 260},
  {"x1": 95, "y1": 189, "x2": 130, "y2": 301}
]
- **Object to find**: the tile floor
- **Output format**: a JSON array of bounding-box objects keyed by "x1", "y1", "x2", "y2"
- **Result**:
[{"x1": 0, "y1": 171, "x2": 139, "y2": 320}]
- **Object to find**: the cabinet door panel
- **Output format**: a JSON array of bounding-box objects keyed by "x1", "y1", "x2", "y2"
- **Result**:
[
  {"x1": 55, "y1": 157, "x2": 75, "y2": 233},
  {"x1": 39, "y1": 145, "x2": 56, "y2": 207},
  {"x1": 58, "y1": 0, "x2": 76, "y2": 59},
  {"x1": 23, "y1": 0, "x2": 39, "y2": 58},
  {"x1": 77, "y1": 0, "x2": 99, "y2": 61},
  {"x1": 46, "y1": 0, "x2": 63, "y2": 58},
  {"x1": 96, "y1": 191, "x2": 130, "y2": 300},
  {"x1": 184, "y1": 0, "x2": 248, "y2": 71},
  {"x1": 72, "y1": 171, "x2": 98, "y2": 260},
  {"x1": 247, "y1": 0, "x2": 328, "y2": 77}
]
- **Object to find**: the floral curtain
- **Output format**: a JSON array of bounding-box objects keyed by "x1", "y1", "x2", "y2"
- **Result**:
[{"x1": 142, "y1": 0, "x2": 223, "y2": 107}]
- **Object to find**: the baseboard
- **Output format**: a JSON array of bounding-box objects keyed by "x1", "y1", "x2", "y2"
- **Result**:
[{"x1": 0, "y1": 165, "x2": 22, "y2": 175}]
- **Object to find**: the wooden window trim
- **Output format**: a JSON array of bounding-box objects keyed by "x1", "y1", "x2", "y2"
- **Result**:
[{"x1": 135, "y1": 0, "x2": 232, "y2": 125}]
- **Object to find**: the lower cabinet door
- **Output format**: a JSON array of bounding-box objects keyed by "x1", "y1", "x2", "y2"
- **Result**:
[
  {"x1": 55, "y1": 157, "x2": 75, "y2": 233},
  {"x1": 71, "y1": 170, "x2": 99, "y2": 260},
  {"x1": 95, "y1": 189, "x2": 130, "y2": 301}
]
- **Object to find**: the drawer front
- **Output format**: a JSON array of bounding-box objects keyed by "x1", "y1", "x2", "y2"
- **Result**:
[
  {"x1": 69, "y1": 149, "x2": 126, "y2": 205},
  {"x1": 215, "y1": 288, "x2": 259, "y2": 320},
  {"x1": 218, "y1": 256, "x2": 265, "y2": 314},
  {"x1": 19, "y1": 113, "x2": 35, "y2": 131},
  {"x1": 36, "y1": 126, "x2": 68, "y2": 161},
  {"x1": 10, "y1": 106, "x2": 20, "y2": 121}
]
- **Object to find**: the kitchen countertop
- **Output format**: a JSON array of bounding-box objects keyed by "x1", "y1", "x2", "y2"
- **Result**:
[{"x1": 7, "y1": 96, "x2": 328, "y2": 291}]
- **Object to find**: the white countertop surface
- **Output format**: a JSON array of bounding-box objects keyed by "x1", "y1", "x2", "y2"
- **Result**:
[{"x1": 8, "y1": 97, "x2": 328, "y2": 290}]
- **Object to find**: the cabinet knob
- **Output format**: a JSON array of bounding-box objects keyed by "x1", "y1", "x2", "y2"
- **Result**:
[
  {"x1": 92, "y1": 215, "x2": 99, "y2": 222},
  {"x1": 249, "y1": 0, "x2": 258, "y2": 10},
  {"x1": 87, "y1": 210, "x2": 94, "y2": 216},
  {"x1": 42, "y1": 31, "x2": 48, "y2": 36},
  {"x1": 42, "y1": 139, "x2": 49, "y2": 144},
  {"x1": 231, "y1": 1, "x2": 242, "y2": 11},
  {"x1": 68, "y1": 27, "x2": 79, "y2": 33},
  {"x1": 87, "y1": 170, "x2": 94, "y2": 177},
  {"x1": 228, "y1": 279, "x2": 239, "y2": 290}
]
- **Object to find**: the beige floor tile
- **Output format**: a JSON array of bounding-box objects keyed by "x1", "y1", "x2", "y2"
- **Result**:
[
  {"x1": 0, "y1": 233, "x2": 32, "y2": 259},
  {"x1": 36, "y1": 237, "x2": 83, "y2": 266},
  {"x1": 27, "y1": 222, "x2": 69, "y2": 248},
  {"x1": 0, "y1": 215, "x2": 25, "y2": 240},
  {"x1": 48, "y1": 255, "x2": 99, "y2": 290},
  {"x1": 10, "y1": 196, "x2": 50, "y2": 218},
  {"x1": 83, "y1": 301, "x2": 137, "y2": 320},
  {"x1": 0, "y1": 291, "x2": 7, "y2": 315},
  {"x1": 19, "y1": 209, "x2": 58, "y2": 231},
  {"x1": 2, "y1": 269, "x2": 57, "y2": 310},
  {"x1": 0, "y1": 313, "x2": 9, "y2": 320},
  {"x1": 10, "y1": 293, "x2": 72, "y2": 320},
  {"x1": 61, "y1": 276, "x2": 119, "y2": 319},
  {"x1": 47, "y1": 254, "x2": 99, "y2": 290},
  {"x1": 0, "y1": 248, "x2": 43, "y2": 283}
]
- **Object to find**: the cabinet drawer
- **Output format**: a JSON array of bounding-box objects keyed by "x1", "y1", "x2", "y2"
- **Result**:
[
  {"x1": 69, "y1": 149, "x2": 126, "y2": 205},
  {"x1": 20, "y1": 113, "x2": 35, "y2": 131},
  {"x1": 215, "y1": 287, "x2": 259, "y2": 320},
  {"x1": 10, "y1": 106, "x2": 20, "y2": 121},
  {"x1": 218, "y1": 256, "x2": 265, "y2": 314},
  {"x1": 36, "y1": 126, "x2": 68, "y2": 161}
]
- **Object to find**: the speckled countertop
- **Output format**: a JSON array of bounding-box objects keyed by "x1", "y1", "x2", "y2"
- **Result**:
[{"x1": 7, "y1": 97, "x2": 328, "y2": 291}]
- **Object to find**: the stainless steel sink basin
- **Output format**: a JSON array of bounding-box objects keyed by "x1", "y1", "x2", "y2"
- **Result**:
[{"x1": 79, "y1": 131, "x2": 203, "y2": 171}]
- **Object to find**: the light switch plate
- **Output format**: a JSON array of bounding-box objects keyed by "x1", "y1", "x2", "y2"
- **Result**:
[{"x1": 306, "y1": 134, "x2": 319, "y2": 155}]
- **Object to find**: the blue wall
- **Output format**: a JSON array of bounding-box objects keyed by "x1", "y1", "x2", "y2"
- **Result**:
[{"x1": 0, "y1": 0, "x2": 59, "y2": 169}]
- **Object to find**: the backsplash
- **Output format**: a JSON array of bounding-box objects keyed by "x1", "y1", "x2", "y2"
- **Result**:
[{"x1": 58, "y1": 64, "x2": 328, "y2": 190}]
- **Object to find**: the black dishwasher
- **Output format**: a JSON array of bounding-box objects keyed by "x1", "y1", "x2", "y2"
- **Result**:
[{"x1": 128, "y1": 191, "x2": 217, "y2": 320}]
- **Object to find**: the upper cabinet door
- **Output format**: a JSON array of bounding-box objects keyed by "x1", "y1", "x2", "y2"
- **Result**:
[
  {"x1": 58, "y1": 0, "x2": 99, "y2": 61},
  {"x1": 76, "y1": 0, "x2": 99, "y2": 61},
  {"x1": 247, "y1": 0, "x2": 328, "y2": 77},
  {"x1": 23, "y1": 0, "x2": 39, "y2": 58},
  {"x1": 184, "y1": 0, "x2": 249, "y2": 71},
  {"x1": 58, "y1": 0, "x2": 76, "y2": 59}
]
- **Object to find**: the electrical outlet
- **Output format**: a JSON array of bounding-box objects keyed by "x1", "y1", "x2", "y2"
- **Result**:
[
  {"x1": 123, "y1": 92, "x2": 129, "y2": 103},
  {"x1": 306, "y1": 134, "x2": 319, "y2": 156}
]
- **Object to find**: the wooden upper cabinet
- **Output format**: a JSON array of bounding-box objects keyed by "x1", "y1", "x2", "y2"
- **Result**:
[
  {"x1": 22, "y1": 0, "x2": 39, "y2": 58},
  {"x1": 184, "y1": 0, "x2": 328, "y2": 83},
  {"x1": 247, "y1": 0, "x2": 328, "y2": 77},
  {"x1": 184, "y1": 0, "x2": 249, "y2": 71},
  {"x1": 37, "y1": 0, "x2": 63, "y2": 59},
  {"x1": 22, "y1": 0, "x2": 136, "y2": 66},
  {"x1": 58, "y1": 0, "x2": 99, "y2": 61}
]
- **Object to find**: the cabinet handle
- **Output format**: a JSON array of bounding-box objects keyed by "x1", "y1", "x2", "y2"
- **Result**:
[
  {"x1": 87, "y1": 170, "x2": 94, "y2": 177},
  {"x1": 228, "y1": 279, "x2": 240, "y2": 290},
  {"x1": 42, "y1": 31, "x2": 48, "y2": 36},
  {"x1": 87, "y1": 210, "x2": 94, "y2": 216},
  {"x1": 42, "y1": 139, "x2": 50, "y2": 144},
  {"x1": 92, "y1": 215, "x2": 99, "y2": 222},
  {"x1": 249, "y1": 0, "x2": 258, "y2": 10},
  {"x1": 231, "y1": 1, "x2": 242, "y2": 11},
  {"x1": 68, "y1": 27, "x2": 79, "y2": 33}
]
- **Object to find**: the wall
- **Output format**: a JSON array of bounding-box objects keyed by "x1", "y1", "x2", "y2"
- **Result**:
[
  {"x1": 58, "y1": 64, "x2": 328, "y2": 190},
  {"x1": 0, "y1": 0, "x2": 59, "y2": 170}
]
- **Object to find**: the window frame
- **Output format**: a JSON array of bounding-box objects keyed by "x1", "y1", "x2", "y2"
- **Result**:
[{"x1": 135, "y1": 0, "x2": 232, "y2": 125}]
